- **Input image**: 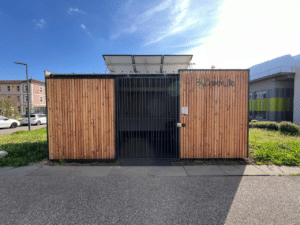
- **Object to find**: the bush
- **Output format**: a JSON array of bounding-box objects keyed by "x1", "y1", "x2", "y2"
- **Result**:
[
  {"x1": 279, "y1": 121, "x2": 300, "y2": 136},
  {"x1": 266, "y1": 122, "x2": 279, "y2": 130},
  {"x1": 249, "y1": 121, "x2": 279, "y2": 131}
]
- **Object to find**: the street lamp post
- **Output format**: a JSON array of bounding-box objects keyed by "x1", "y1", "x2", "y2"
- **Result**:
[{"x1": 14, "y1": 62, "x2": 31, "y2": 131}]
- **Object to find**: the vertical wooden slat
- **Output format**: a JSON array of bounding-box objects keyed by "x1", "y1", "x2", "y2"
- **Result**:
[
  {"x1": 233, "y1": 71, "x2": 238, "y2": 158},
  {"x1": 71, "y1": 79, "x2": 75, "y2": 159},
  {"x1": 109, "y1": 79, "x2": 112, "y2": 159},
  {"x1": 92, "y1": 79, "x2": 96, "y2": 159},
  {"x1": 196, "y1": 72, "x2": 200, "y2": 158},
  {"x1": 79, "y1": 79, "x2": 84, "y2": 159},
  {"x1": 219, "y1": 71, "x2": 223, "y2": 157},
  {"x1": 95, "y1": 80, "x2": 99, "y2": 159},
  {"x1": 239, "y1": 72, "x2": 243, "y2": 158},
  {"x1": 208, "y1": 72, "x2": 212, "y2": 158},
  {"x1": 225, "y1": 71, "x2": 230, "y2": 158},
  {"x1": 245, "y1": 72, "x2": 248, "y2": 157},
  {"x1": 100, "y1": 79, "x2": 104, "y2": 159},
  {"x1": 213, "y1": 71, "x2": 217, "y2": 158},
  {"x1": 47, "y1": 79, "x2": 53, "y2": 159},
  {"x1": 62, "y1": 79, "x2": 67, "y2": 159},
  {"x1": 185, "y1": 72, "x2": 189, "y2": 158},
  {"x1": 106, "y1": 79, "x2": 110, "y2": 159},
  {"x1": 51, "y1": 78, "x2": 55, "y2": 159},
  {"x1": 103, "y1": 80, "x2": 107, "y2": 159},
  {"x1": 110, "y1": 79, "x2": 115, "y2": 158},
  {"x1": 58, "y1": 79, "x2": 62, "y2": 160},
  {"x1": 190, "y1": 74, "x2": 194, "y2": 158},
  {"x1": 215, "y1": 71, "x2": 219, "y2": 158},
  {"x1": 240, "y1": 72, "x2": 244, "y2": 158},
  {"x1": 228, "y1": 71, "x2": 234, "y2": 158},
  {"x1": 216, "y1": 71, "x2": 220, "y2": 158},
  {"x1": 243, "y1": 72, "x2": 247, "y2": 158},
  {"x1": 200, "y1": 72, "x2": 204, "y2": 158}
]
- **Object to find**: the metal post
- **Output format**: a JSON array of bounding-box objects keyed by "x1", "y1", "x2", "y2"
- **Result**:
[
  {"x1": 14, "y1": 62, "x2": 31, "y2": 131},
  {"x1": 26, "y1": 64, "x2": 31, "y2": 131}
]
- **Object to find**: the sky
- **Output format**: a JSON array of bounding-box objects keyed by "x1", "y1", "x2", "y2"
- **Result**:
[{"x1": 1, "y1": 0, "x2": 300, "y2": 82}]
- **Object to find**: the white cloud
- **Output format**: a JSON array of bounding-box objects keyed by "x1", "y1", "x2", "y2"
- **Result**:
[
  {"x1": 145, "y1": 17, "x2": 201, "y2": 46},
  {"x1": 137, "y1": 0, "x2": 173, "y2": 25},
  {"x1": 68, "y1": 7, "x2": 85, "y2": 14},
  {"x1": 80, "y1": 24, "x2": 91, "y2": 36},
  {"x1": 181, "y1": 0, "x2": 300, "y2": 69},
  {"x1": 110, "y1": 0, "x2": 173, "y2": 40},
  {"x1": 33, "y1": 19, "x2": 45, "y2": 28},
  {"x1": 111, "y1": 0, "x2": 205, "y2": 46}
]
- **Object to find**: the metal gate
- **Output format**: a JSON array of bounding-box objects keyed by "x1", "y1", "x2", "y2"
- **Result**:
[{"x1": 116, "y1": 76, "x2": 180, "y2": 159}]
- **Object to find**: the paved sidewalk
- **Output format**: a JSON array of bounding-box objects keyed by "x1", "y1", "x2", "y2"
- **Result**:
[{"x1": 1, "y1": 165, "x2": 299, "y2": 177}]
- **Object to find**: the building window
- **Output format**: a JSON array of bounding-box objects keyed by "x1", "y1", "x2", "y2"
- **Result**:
[
  {"x1": 18, "y1": 106, "x2": 21, "y2": 112},
  {"x1": 17, "y1": 96, "x2": 20, "y2": 101},
  {"x1": 255, "y1": 90, "x2": 267, "y2": 99},
  {"x1": 40, "y1": 87, "x2": 43, "y2": 93},
  {"x1": 40, "y1": 97, "x2": 43, "y2": 103},
  {"x1": 24, "y1": 96, "x2": 28, "y2": 102},
  {"x1": 7, "y1": 86, "x2": 10, "y2": 92},
  {"x1": 17, "y1": 86, "x2": 20, "y2": 91},
  {"x1": 25, "y1": 86, "x2": 28, "y2": 91},
  {"x1": 8, "y1": 96, "x2": 10, "y2": 99},
  {"x1": 249, "y1": 93, "x2": 253, "y2": 99}
]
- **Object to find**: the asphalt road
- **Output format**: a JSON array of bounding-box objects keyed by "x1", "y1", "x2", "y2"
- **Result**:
[
  {"x1": 0, "y1": 175, "x2": 299, "y2": 224},
  {"x1": 0, "y1": 124, "x2": 46, "y2": 136}
]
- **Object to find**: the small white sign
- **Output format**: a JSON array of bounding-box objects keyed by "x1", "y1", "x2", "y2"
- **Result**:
[{"x1": 181, "y1": 107, "x2": 188, "y2": 115}]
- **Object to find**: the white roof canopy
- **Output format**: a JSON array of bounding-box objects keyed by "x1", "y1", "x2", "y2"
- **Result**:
[{"x1": 103, "y1": 55, "x2": 193, "y2": 74}]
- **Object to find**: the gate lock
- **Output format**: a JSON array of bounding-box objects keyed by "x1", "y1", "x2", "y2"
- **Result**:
[{"x1": 177, "y1": 123, "x2": 186, "y2": 128}]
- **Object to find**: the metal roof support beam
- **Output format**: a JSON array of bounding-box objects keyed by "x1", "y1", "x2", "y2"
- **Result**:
[
  {"x1": 105, "y1": 63, "x2": 195, "y2": 66},
  {"x1": 160, "y1": 56, "x2": 164, "y2": 74},
  {"x1": 131, "y1": 55, "x2": 137, "y2": 73}
]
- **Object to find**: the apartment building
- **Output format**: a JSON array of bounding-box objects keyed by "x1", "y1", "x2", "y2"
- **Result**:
[{"x1": 0, "y1": 79, "x2": 46, "y2": 115}]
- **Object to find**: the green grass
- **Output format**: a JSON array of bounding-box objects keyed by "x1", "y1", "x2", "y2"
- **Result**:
[
  {"x1": 1, "y1": 126, "x2": 300, "y2": 167},
  {"x1": 249, "y1": 128, "x2": 300, "y2": 166},
  {"x1": 0, "y1": 128, "x2": 48, "y2": 167}
]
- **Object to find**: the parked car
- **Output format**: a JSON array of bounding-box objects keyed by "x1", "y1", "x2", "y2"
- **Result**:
[
  {"x1": 22, "y1": 114, "x2": 47, "y2": 126},
  {"x1": 0, "y1": 116, "x2": 21, "y2": 128}
]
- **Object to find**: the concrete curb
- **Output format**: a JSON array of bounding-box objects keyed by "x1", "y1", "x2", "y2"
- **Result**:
[{"x1": 0, "y1": 165, "x2": 299, "y2": 177}]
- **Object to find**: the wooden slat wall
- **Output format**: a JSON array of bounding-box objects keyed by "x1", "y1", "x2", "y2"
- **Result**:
[
  {"x1": 180, "y1": 70, "x2": 248, "y2": 158},
  {"x1": 47, "y1": 78, "x2": 115, "y2": 160}
]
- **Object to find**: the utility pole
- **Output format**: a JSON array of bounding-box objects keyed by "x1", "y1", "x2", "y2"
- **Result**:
[{"x1": 14, "y1": 62, "x2": 31, "y2": 131}]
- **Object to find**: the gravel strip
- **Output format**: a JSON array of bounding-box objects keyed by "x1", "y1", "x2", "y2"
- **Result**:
[{"x1": 27, "y1": 157, "x2": 258, "y2": 167}]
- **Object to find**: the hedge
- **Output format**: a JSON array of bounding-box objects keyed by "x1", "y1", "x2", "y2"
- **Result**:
[{"x1": 249, "y1": 120, "x2": 300, "y2": 135}]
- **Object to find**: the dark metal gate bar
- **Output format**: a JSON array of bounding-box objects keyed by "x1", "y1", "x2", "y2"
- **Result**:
[{"x1": 116, "y1": 76, "x2": 179, "y2": 159}]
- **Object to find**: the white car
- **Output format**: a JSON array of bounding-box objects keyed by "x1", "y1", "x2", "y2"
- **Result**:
[
  {"x1": 22, "y1": 114, "x2": 47, "y2": 126},
  {"x1": 0, "y1": 116, "x2": 21, "y2": 129}
]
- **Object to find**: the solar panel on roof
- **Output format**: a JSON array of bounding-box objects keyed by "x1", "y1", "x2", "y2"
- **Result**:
[{"x1": 103, "y1": 55, "x2": 193, "y2": 74}]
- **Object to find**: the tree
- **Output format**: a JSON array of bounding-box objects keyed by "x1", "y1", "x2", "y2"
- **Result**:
[{"x1": 0, "y1": 97, "x2": 19, "y2": 118}]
